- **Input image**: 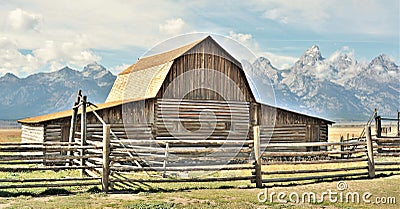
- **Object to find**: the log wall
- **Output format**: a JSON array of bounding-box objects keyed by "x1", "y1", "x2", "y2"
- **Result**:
[{"x1": 21, "y1": 124, "x2": 44, "y2": 143}]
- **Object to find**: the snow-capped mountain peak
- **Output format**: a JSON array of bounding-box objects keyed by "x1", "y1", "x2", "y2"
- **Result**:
[
  {"x1": 246, "y1": 46, "x2": 399, "y2": 121},
  {"x1": 368, "y1": 54, "x2": 399, "y2": 71},
  {"x1": 294, "y1": 45, "x2": 324, "y2": 69}
]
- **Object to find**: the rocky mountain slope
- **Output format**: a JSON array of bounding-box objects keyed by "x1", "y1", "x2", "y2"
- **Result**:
[
  {"x1": 0, "y1": 46, "x2": 398, "y2": 122},
  {"x1": 246, "y1": 46, "x2": 399, "y2": 121},
  {"x1": 0, "y1": 63, "x2": 115, "y2": 119}
]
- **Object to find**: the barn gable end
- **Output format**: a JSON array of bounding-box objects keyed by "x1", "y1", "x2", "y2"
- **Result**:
[{"x1": 106, "y1": 36, "x2": 255, "y2": 103}]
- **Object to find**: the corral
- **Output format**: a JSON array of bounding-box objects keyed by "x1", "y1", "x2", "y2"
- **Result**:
[{"x1": 1, "y1": 36, "x2": 398, "y2": 192}]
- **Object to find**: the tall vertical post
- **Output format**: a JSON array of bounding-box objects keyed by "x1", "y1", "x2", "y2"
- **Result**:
[
  {"x1": 376, "y1": 116, "x2": 382, "y2": 138},
  {"x1": 66, "y1": 102, "x2": 78, "y2": 166},
  {"x1": 374, "y1": 109, "x2": 378, "y2": 136},
  {"x1": 397, "y1": 111, "x2": 399, "y2": 137},
  {"x1": 102, "y1": 124, "x2": 110, "y2": 193},
  {"x1": 67, "y1": 90, "x2": 81, "y2": 166},
  {"x1": 340, "y1": 136, "x2": 345, "y2": 159},
  {"x1": 80, "y1": 95, "x2": 87, "y2": 177},
  {"x1": 366, "y1": 126, "x2": 375, "y2": 178},
  {"x1": 253, "y1": 125, "x2": 262, "y2": 188},
  {"x1": 162, "y1": 143, "x2": 169, "y2": 178}
]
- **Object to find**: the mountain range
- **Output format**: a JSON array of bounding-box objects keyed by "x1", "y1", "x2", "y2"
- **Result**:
[
  {"x1": 245, "y1": 46, "x2": 399, "y2": 121},
  {"x1": 0, "y1": 63, "x2": 115, "y2": 119},
  {"x1": 0, "y1": 46, "x2": 398, "y2": 122}
]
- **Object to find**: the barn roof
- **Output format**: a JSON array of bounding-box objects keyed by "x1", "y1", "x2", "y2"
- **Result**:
[
  {"x1": 119, "y1": 38, "x2": 204, "y2": 75},
  {"x1": 105, "y1": 35, "x2": 242, "y2": 103}
]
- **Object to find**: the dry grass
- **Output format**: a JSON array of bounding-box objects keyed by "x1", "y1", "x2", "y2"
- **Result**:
[
  {"x1": 0, "y1": 127, "x2": 399, "y2": 208},
  {"x1": 0, "y1": 129, "x2": 21, "y2": 143},
  {"x1": 329, "y1": 126, "x2": 364, "y2": 142},
  {"x1": 1, "y1": 175, "x2": 400, "y2": 208}
]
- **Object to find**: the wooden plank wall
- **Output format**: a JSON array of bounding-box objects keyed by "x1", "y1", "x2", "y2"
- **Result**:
[
  {"x1": 44, "y1": 124, "x2": 62, "y2": 143},
  {"x1": 260, "y1": 124, "x2": 307, "y2": 152},
  {"x1": 156, "y1": 98, "x2": 250, "y2": 141},
  {"x1": 44, "y1": 100, "x2": 154, "y2": 126},
  {"x1": 259, "y1": 104, "x2": 329, "y2": 125},
  {"x1": 21, "y1": 124, "x2": 44, "y2": 143},
  {"x1": 157, "y1": 43, "x2": 254, "y2": 102},
  {"x1": 155, "y1": 98, "x2": 251, "y2": 164}
]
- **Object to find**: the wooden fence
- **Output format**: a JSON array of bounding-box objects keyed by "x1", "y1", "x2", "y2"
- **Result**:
[
  {"x1": 253, "y1": 125, "x2": 400, "y2": 187},
  {"x1": 1, "y1": 124, "x2": 400, "y2": 191},
  {"x1": 0, "y1": 141, "x2": 102, "y2": 189}
]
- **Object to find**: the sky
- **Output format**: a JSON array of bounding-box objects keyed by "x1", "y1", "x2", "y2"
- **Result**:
[{"x1": 0, "y1": 0, "x2": 398, "y2": 77}]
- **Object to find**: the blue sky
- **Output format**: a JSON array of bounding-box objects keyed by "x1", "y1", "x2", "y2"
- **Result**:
[{"x1": 0, "y1": 0, "x2": 398, "y2": 77}]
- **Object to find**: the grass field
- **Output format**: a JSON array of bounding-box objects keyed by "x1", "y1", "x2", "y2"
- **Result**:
[
  {"x1": 0, "y1": 128, "x2": 399, "y2": 208},
  {"x1": 0, "y1": 129, "x2": 21, "y2": 143}
]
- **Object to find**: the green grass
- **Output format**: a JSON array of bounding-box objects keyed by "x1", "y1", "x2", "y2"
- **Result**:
[
  {"x1": 1, "y1": 129, "x2": 399, "y2": 208},
  {"x1": 1, "y1": 175, "x2": 400, "y2": 208}
]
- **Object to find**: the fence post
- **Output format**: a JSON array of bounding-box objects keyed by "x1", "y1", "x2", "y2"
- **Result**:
[
  {"x1": 365, "y1": 125, "x2": 375, "y2": 178},
  {"x1": 397, "y1": 111, "x2": 399, "y2": 137},
  {"x1": 80, "y1": 96, "x2": 87, "y2": 177},
  {"x1": 162, "y1": 143, "x2": 169, "y2": 178},
  {"x1": 253, "y1": 125, "x2": 262, "y2": 188},
  {"x1": 102, "y1": 124, "x2": 110, "y2": 193},
  {"x1": 340, "y1": 136, "x2": 345, "y2": 159},
  {"x1": 67, "y1": 90, "x2": 81, "y2": 166}
]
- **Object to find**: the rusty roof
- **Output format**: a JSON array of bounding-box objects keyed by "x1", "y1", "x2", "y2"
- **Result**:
[{"x1": 119, "y1": 37, "x2": 206, "y2": 75}]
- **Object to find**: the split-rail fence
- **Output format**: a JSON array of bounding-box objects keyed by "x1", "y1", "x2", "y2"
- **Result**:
[{"x1": 1, "y1": 124, "x2": 400, "y2": 191}]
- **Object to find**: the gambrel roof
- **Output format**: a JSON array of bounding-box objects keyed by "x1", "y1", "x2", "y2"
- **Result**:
[{"x1": 106, "y1": 36, "x2": 243, "y2": 102}]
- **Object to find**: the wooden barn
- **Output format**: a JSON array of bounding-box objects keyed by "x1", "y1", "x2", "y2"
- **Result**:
[{"x1": 18, "y1": 36, "x2": 333, "y2": 154}]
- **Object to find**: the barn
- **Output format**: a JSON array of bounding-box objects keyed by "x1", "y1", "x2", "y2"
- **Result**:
[{"x1": 18, "y1": 36, "x2": 333, "y2": 155}]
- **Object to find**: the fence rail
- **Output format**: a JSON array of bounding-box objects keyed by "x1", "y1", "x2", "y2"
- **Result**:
[
  {"x1": 253, "y1": 125, "x2": 400, "y2": 187},
  {"x1": 1, "y1": 123, "x2": 400, "y2": 191},
  {"x1": 0, "y1": 140, "x2": 103, "y2": 189}
]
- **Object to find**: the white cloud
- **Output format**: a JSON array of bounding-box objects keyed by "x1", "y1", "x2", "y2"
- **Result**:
[
  {"x1": 109, "y1": 63, "x2": 131, "y2": 75},
  {"x1": 229, "y1": 31, "x2": 297, "y2": 69},
  {"x1": 228, "y1": 31, "x2": 260, "y2": 55},
  {"x1": 0, "y1": 34, "x2": 100, "y2": 76},
  {"x1": 0, "y1": 36, "x2": 41, "y2": 75},
  {"x1": 229, "y1": 31, "x2": 252, "y2": 43},
  {"x1": 256, "y1": 0, "x2": 331, "y2": 27},
  {"x1": 159, "y1": 18, "x2": 185, "y2": 35},
  {"x1": 260, "y1": 52, "x2": 297, "y2": 69},
  {"x1": 0, "y1": 0, "x2": 397, "y2": 76},
  {"x1": 7, "y1": 8, "x2": 42, "y2": 31},
  {"x1": 33, "y1": 35, "x2": 100, "y2": 69},
  {"x1": 252, "y1": 0, "x2": 398, "y2": 35},
  {"x1": 262, "y1": 8, "x2": 288, "y2": 24}
]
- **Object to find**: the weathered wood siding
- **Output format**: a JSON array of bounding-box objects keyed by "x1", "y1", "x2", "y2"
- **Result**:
[
  {"x1": 259, "y1": 104, "x2": 329, "y2": 145},
  {"x1": 260, "y1": 124, "x2": 307, "y2": 152},
  {"x1": 43, "y1": 100, "x2": 155, "y2": 126},
  {"x1": 122, "y1": 99, "x2": 155, "y2": 124},
  {"x1": 156, "y1": 98, "x2": 250, "y2": 141},
  {"x1": 21, "y1": 124, "x2": 44, "y2": 142},
  {"x1": 157, "y1": 38, "x2": 254, "y2": 102},
  {"x1": 259, "y1": 104, "x2": 328, "y2": 125}
]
